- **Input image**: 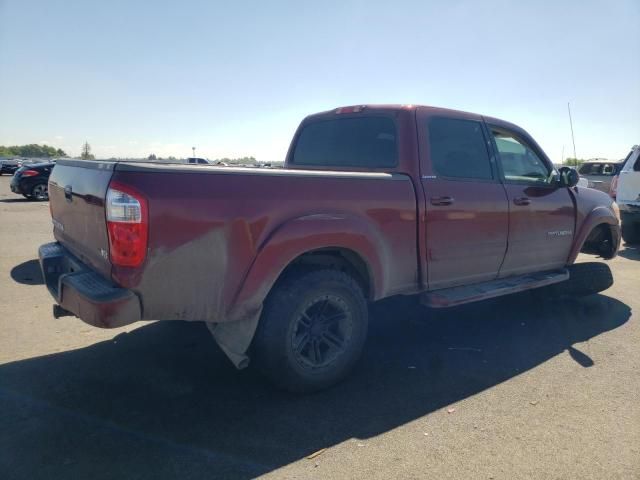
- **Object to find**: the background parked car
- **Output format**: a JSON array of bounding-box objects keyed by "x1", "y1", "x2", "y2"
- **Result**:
[
  {"x1": 186, "y1": 157, "x2": 213, "y2": 165},
  {"x1": 578, "y1": 160, "x2": 624, "y2": 193},
  {"x1": 616, "y1": 145, "x2": 640, "y2": 244},
  {"x1": 10, "y1": 162, "x2": 54, "y2": 201},
  {"x1": 0, "y1": 158, "x2": 22, "y2": 175}
]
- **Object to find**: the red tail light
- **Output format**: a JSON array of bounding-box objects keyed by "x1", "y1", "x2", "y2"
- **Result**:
[
  {"x1": 106, "y1": 182, "x2": 148, "y2": 267},
  {"x1": 21, "y1": 169, "x2": 39, "y2": 177}
]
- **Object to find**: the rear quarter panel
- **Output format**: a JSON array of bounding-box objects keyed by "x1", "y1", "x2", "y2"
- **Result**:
[{"x1": 110, "y1": 166, "x2": 418, "y2": 323}]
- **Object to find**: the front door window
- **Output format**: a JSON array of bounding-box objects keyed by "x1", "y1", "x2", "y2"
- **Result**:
[{"x1": 492, "y1": 131, "x2": 553, "y2": 185}]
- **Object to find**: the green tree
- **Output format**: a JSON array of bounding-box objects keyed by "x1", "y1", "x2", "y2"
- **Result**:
[
  {"x1": 564, "y1": 157, "x2": 585, "y2": 167},
  {"x1": 148, "y1": 153, "x2": 157, "y2": 161},
  {"x1": 81, "y1": 141, "x2": 95, "y2": 160},
  {"x1": 0, "y1": 144, "x2": 67, "y2": 158}
]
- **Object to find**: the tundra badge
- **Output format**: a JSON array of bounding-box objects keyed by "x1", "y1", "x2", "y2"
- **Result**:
[{"x1": 547, "y1": 230, "x2": 572, "y2": 237}]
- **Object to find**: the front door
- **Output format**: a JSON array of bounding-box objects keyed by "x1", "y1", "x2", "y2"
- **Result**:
[
  {"x1": 419, "y1": 111, "x2": 509, "y2": 290},
  {"x1": 488, "y1": 126, "x2": 575, "y2": 276}
]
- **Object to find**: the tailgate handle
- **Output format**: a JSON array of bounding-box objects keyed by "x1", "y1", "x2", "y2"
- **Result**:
[{"x1": 64, "y1": 185, "x2": 72, "y2": 202}]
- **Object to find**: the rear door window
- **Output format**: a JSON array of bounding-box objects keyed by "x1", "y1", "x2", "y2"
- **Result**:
[
  {"x1": 291, "y1": 116, "x2": 397, "y2": 168},
  {"x1": 427, "y1": 117, "x2": 493, "y2": 180}
]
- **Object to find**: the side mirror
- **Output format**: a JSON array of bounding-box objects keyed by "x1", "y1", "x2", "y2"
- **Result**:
[{"x1": 558, "y1": 166, "x2": 579, "y2": 187}]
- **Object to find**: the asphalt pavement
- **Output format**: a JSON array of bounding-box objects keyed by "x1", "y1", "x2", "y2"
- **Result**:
[{"x1": 0, "y1": 175, "x2": 638, "y2": 480}]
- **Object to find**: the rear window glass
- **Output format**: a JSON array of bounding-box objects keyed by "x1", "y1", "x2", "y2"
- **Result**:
[
  {"x1": 292, "y1": 116, "x2": 397, "y2": 168},
  {"x1": 428, "y1": 118, "x2": 493, "y2": 180},
  {"x1": 578, "y1": 163, "x2": 620, "y2": 176}
]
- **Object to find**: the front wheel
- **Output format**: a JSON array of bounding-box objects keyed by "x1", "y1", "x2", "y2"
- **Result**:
[
  {"x1": 252, "y1": 269, "x2": 368, "y2": 393},
  {"x1": 553, "y1": 262, "x2": 613, "y2": 297}
]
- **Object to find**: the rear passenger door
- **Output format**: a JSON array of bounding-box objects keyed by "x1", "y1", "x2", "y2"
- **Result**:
[
  {"x1": 418, "y1": 110, "x2": 509, "y2": 290},
  {"x1": 488, "y1": 126, "x2": 575, "y2": 276}
]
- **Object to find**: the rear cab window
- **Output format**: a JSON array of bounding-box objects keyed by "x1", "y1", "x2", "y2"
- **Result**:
[
  {"x1": 291, "y1": 116, "x2": 397, "y2": 168},
  {"x1": 579, "y1": 162, "x2": 620, "y2": 176}
]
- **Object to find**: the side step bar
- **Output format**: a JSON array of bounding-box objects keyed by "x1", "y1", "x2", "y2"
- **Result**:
[{"x1": 421, "y1": 269, "x2": 569, "y2": 308}]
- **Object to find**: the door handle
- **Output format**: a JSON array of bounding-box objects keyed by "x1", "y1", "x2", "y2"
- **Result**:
[
  {"x1": 430, "y1": 196, "x2": 454, "y2": 206},
  {"x1": 513, "y1": 197, "x2": 530, "y2": 206}
]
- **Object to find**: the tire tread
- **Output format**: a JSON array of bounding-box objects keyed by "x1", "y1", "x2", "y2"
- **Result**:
[{"x1": 252, "y1": 269, "x2": 367, "y2": 393}]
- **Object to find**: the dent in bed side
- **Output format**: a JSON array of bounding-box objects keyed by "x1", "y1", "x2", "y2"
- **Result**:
[
  {"x1": 208, "y1": 212, "x2": 404, "y2": 370},
  {"x1": 225, "y1": 213, "x2": 396, "y2": 325}
]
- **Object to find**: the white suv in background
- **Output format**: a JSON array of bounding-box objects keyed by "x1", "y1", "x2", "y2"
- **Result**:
[{"x1": 616, "y1": 145, "x2": 640, "y2": 244}]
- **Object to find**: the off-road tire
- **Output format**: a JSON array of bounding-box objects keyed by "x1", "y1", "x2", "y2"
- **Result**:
[
  {"x1": 621, "y1": 218, "x2": 640, "y2": 245},
  {"x1": 252, "y1": 269, "x2": 368, "y2": 393},
  {"x1": 554, "y1": 262, "x2": 613, "y2": 297}
]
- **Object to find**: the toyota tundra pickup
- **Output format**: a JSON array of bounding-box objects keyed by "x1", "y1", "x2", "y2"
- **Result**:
[{"x1": 39, "y1": 105, "x2": 620, "y2": 392}]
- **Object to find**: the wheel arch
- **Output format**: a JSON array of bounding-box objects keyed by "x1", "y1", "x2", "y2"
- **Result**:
[
  {"x1": 225, "y1": 213, "x2": 388, "y2": 324},
  {"x1": 569, "y1": 206, "x2": 620, "y2": 263}
]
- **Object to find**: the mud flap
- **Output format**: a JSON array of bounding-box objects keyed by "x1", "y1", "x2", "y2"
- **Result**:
[{"x1": 205, "y1": 309, "x2": 261, "y2": 370}]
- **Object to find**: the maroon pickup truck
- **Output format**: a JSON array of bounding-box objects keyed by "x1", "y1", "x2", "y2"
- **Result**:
[{"x1": 39, "y1": 105, "x2": 620, "y2": 392}]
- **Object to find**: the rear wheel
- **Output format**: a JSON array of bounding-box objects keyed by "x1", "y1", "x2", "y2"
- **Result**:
[
  {"x1": 31, "y1": 183, "x2": 48, "y2": 201},
  {"x1": 252, "y1": 269, "x2": 368, "y2": 393},
  {"x1": 553, "y1": 262, "x2": 613, "y2": 297}
]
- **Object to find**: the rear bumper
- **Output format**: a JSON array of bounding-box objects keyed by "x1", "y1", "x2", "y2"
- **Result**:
[
  {"x1": 39, "y1": 242, "x2": 141, "y2": 328},
  {"x1": 10, "y1": 179, "x2": 22, "y2": 194}
]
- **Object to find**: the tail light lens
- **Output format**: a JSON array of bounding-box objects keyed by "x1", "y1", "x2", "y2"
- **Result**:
[
  {"x1": 106, "y1": 182, "x2": 148, "y2": 267},
  {"x1": 21, "y1": 169, "x2": 39, "y2": 177},
  {"x1": 609, "y1": 175, "x2": 618, "y2": 199}
]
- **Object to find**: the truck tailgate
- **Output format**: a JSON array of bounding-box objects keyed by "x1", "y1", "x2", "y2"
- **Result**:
[{"x1": 48, "y1": 159, "x2": 115, "y2": 278}]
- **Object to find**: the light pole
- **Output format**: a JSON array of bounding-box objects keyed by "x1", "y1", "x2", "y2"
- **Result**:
[
  {"x1": 567, "y1": 103, "x2": 577, "y2": 166},
  {"x1": 192, "y1": 146, "x2": 196, "y2": 158}
]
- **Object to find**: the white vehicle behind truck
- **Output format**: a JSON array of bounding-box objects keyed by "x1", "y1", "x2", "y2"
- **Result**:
[{"x1": 617, "y1": 145, "x2": 640, "y2": 244}]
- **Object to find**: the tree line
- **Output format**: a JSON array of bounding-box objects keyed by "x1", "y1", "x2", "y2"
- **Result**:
[{"x1": 0, "y1": 144, "x2": 67, "y2": 158}]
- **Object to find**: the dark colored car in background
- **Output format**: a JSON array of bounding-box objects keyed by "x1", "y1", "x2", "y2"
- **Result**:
[
  {"x1": 10, "y1": 162, "x2": 54, "y2": 200},
  {"x1": 0, "y1": 158, "x2": 22, "y2": 175}
]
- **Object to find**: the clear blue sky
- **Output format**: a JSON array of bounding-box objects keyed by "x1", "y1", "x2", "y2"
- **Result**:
[{"x1": 1, "y1": 0, "x2": 638, "y2": 162}]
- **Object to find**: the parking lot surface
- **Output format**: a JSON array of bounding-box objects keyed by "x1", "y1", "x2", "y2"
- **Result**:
[{"x1": 0, "y1": 176, "x2": 638, "y2": 480}]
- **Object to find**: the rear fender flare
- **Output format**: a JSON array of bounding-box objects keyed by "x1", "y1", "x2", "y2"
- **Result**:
[{"x1": 226, "y1": 213, "x2": 388, "y2": 323}]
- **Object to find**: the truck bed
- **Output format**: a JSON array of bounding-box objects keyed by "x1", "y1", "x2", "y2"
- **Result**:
[{"x1": 48, "y1": 159, "x2": 419, "y2": 324}]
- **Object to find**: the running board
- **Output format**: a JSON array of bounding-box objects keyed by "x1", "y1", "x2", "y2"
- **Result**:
[{"x1": 421, "y1": 269, "x2": 569, "y2": 308}]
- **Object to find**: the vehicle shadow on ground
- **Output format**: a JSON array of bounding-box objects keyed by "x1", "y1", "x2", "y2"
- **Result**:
[
  {"x1": 10, "y1": 259, "x2": 44, "y2": 285},
  {"x1": 618, "y1": 244, "x2": 639, "y2": 260},
  {"x1": 0, "y1": 293, "x2": 630, "y2": 479},
  {"x1": 0, "y1": 198, "x2": 33, "y2": 203}
]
